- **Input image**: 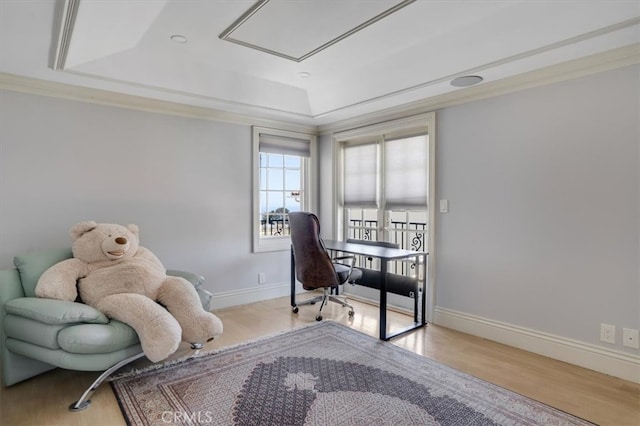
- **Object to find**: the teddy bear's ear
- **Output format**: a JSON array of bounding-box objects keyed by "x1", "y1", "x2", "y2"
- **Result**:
[
  {"x1": 127, "y1": 224, "x2": 139, "y2": 237},
  {"x1": 70, "y1": 221, "x2": 98, "y2": 241}
]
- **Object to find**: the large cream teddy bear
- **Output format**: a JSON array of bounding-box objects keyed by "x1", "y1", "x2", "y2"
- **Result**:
[{"x1": 35, "y1": 221, "x2": 223, "y2": 362}]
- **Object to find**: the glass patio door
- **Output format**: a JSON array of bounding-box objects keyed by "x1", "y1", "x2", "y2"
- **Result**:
[{"x1": 334, "y1": 112, "x2": 435, "y2": 319}]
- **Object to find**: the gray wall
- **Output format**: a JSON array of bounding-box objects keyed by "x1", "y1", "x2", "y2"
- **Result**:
[
  {"x1": 1, "y1": 64, "x2": 637, "y2": 356},
  {"x1": 435, "y1": 64, "x2": 639, "y2": 353},
  {"x1": 0, "y1": 91, "x2": 291, "y2": 298}
]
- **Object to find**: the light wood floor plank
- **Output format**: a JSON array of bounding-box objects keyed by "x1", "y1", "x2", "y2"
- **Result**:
[{"x1": 1, "y1": 296, "x2": 638, "y2": 425}]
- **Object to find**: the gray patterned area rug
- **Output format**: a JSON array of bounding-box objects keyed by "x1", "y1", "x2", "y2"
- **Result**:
[{"x1": 111, "y1": 322, "x2": 592, "y2": 425}]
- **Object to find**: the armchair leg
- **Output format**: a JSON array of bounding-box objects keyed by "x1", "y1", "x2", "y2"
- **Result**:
[{"x1": 69, "y1": 352, "x2": 146, "y2": 412}]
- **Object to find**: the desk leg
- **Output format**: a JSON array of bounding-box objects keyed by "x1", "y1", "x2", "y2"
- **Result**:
[
  {"x1": 379, "y1": 260, "x2": 388, "y2": 340},
  {"x1": 290, "y1": 246, "x2": 296, "y2": 307},
  {"x1": 380, "y1": 253, "x2": 428, "y2": 341},
  {"x1": 421, "y1": 253, "x2": 427, "y2": 325}
]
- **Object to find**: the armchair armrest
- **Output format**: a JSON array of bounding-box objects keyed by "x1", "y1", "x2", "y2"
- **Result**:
[
  {"x1": 166, "y1": 270, "x2": 204, "y2": 289},
  {"x1": 4, "y1": 298, "x2": 109, "y2": 325},
  {"x1": 166, "y1": 270, "x2": 211, "y2": 311}
]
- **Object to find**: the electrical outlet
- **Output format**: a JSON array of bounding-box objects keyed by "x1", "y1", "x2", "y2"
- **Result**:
[
  {"x1": 258, "y1": 272, "x2": 266, "y2": 284},
  {"x1": 623, "y1": 328, "x2": 639, "y2": 349},
  {"x1": 600, "y1": 323, "x2": 616, "y2": 344}
]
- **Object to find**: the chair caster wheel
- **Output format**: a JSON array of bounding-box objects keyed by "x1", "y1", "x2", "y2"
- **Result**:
[
  {"x1": 348, "y1": 310, "x2": 355, "y2": 317},
  {"x1": 310, "y1": 301, "x2": 316, "y2": 305},
  {"x1": 191, "y1": 343, "x2": 203, "y2": 350},
  {"x1": 315, "y1": 315, "x2": 322, "y2": 321},
  {"x1": 292, "y1": 306, "x2": 299, "y2": 313}
]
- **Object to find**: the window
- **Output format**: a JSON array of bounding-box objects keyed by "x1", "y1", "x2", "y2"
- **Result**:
[
  {"x1": 252, "y1": 126, "x2": 316, "y2": 252},
  {"x1": 334, "y1": 113, "x2": 435, "y2": 317},
  {"x1": 340, "y1": 133, "x2": 430, "y2": 255}
]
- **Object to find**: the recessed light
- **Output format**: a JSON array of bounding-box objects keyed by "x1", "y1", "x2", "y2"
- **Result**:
[
  {"x1": 450, "y1": 75, "x2": 483, "y2": 87},
  {"x1": 170, "y1": 35, "x2": 188, "y2": 44},
  {"x1": 298, "y1": 72, "x2": 311, "y2": 78}
]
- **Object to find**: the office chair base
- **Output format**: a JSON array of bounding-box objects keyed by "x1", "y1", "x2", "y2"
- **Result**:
[{"x1": 292, "y1": 291, "x2": 355, "y2": 321}]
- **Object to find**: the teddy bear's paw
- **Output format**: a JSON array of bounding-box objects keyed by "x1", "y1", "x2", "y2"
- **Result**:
[
  {"x1": 140, "y1": 319, "x2": 182, "y2": 362},
  {"x1": 181, "y1": 312, "x2": 223, "y2": 344},
  {"x1": 142, "y1": 334, "x2": 181, "y2": 363}
]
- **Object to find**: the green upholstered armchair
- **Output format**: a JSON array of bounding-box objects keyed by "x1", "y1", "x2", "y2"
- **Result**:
[{"x1": 0, "y1": 248, "x2": 213, "y2": 411}]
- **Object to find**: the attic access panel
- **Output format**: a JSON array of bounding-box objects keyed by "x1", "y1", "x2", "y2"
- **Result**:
[{"x1": 219, "y1": 0, "x2": 415, "y2": 62}]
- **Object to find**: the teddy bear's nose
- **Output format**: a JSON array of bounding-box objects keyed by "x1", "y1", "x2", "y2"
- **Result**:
[{"x1": 115, "y1": 237, "x2": 127, "y2": 245}]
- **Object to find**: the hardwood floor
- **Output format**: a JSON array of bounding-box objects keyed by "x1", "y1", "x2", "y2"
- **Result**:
[{"x1": 1, "y1": 296, "x2": 638, "y2": 425}]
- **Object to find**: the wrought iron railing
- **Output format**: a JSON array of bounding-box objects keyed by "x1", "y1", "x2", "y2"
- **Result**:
[
  {"x1": 347, "y1": 219, "x2": 427, "y2": 279},
  {"x1": 260, "y1": 217, "x2": 289, "y2": 236}
]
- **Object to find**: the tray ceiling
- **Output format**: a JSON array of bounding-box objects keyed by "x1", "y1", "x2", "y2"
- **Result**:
[{"x1": 1, "y1": 0, "x2": 638, "y2": 126}]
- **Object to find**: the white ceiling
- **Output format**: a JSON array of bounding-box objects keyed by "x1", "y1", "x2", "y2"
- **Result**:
[{"x1": 1, "y1": 0, "x2": 639, "y2": 126}]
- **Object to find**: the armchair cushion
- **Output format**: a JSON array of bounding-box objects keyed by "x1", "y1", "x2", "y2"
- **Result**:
[
  {"x1": 4, "y1": 298, "x2": 108, "y2": 325},
  {"x1": 13, "y1": 248, "x2": 73, "y2": 297},
  {"x1": 58, "y1": 321, "x2": 139, "y2": 353}
]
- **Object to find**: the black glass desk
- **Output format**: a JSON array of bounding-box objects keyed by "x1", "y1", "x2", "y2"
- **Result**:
[{"x1": 290, "y1": 239, "x2": 427, "y2": 341}]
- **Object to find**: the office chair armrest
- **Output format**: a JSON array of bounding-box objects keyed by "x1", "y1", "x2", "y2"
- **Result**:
[
  {"x1": 332, "y1": 255, "x2": 356, "y2": 262},
  {"x1": 332, "y1": 255, "x2": 359, "y2": 284},
  {"x1": 332, "y1": 254, "x2": 356, "y2": 268}
]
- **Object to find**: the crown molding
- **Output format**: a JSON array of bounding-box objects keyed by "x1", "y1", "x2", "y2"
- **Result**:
[
  {"x1": 315, "y1": 16, "x2": 640, "y2": 122},
  {"x1": 1, "y1": 44, "x2": 637, "y2": 136},
  {"x1": 318, "y1": 43, "x2": 640, "y2": 135},
  {"x1": 0, "y1": 72, "x2": 317, "y2": 134}
]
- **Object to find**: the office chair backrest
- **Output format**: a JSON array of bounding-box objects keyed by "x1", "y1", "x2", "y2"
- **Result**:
[{"x1": 289, "y1": 212, "x2": 339, "y2": 290}]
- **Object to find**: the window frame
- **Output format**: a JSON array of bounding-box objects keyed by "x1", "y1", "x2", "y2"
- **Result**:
[{"x1": 252, "y1": 126, "x2": 316, "y2": 253}]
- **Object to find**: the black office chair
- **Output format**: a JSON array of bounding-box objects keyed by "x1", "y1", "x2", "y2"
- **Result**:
[{"x1": 289, "y1": 212, "x2": 362, "y2": 321}]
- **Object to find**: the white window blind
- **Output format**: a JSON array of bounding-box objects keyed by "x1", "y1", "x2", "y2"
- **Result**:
[
  {"x1": 384, "y1": 134, "x2": 429, "y2": 208},
  {"x1": 253, "y1": 126, "x2": 315, "y2": 253},
  {"x1": 259, "y1": 133, "x2": 310, "y2": 157},
  {"x1": 343, "y1": 143, "x2": 378, "y2": 207}
]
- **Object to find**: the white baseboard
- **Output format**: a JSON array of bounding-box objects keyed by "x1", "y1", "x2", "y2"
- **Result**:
[
  {"x1": 209, "y1": 289, "x2": 639, "y2": 383},
  {"x1": 433, "y1": 307, "x2": 640, "y2": 384},
  {"x1": 211, "y1": 282, "x2": 297, "y2": 310}
]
